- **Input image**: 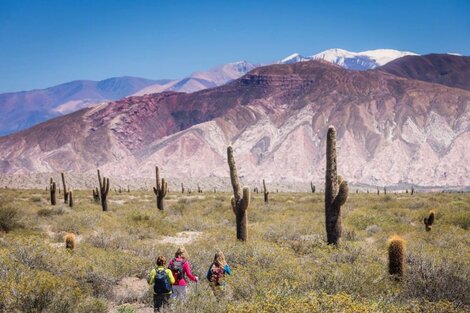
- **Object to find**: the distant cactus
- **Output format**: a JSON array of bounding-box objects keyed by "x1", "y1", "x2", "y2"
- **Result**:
[
  {"x1": 97, "y1": 169, "x2": 110, "y2": 211},
  {"x1": 65, "y1": 233, "x2": 76, "y2": 250},
  {"x1": 227, "y1": 146, "x2": 251, "y2": 241},
  {"x1": 263, "y1": 179, "x2": 269, "y2": 203},
  {"x1": 68, "y1": 191, "x2": 73, "y2": 208},
  {"x1": 377, "y1": 186, "x2": 380, "y2": 195},
  {"x1": 61, "y1": 172, "x2": 68, "y2": 204},
  {"x1": 388, "y1": 235, "x2": 405, "y2": 279},
  {"x1": 49, "y1": 178, "x2": 57, "y2": 206},
  {"x1": 181, "y1": 183, "x2": 185, "y2": 194},
  {"x1": 311, "y1": 182, "x2": 316, "y2": 193},
  {"x1": 324, "y1": 126, "x2": 349, "y2": 245},
  {"x1": 198, "y1": 183, "x2": 202, "y2": 193},
  {"x1": 153, "y1": 166, "x2": 168, "y2": 210},
  {"x1": 423, "y1": 210, "x2": 435, "y2": 231},
  {"x1": 411, "y1": 186, "x2": 415, "y2": 195},
  {"x1": 92, "y1": 187, "x2": 100, "y2": 203},
  {"x1": 384, "y1": 187, "x2": 387, "y2": 195}
]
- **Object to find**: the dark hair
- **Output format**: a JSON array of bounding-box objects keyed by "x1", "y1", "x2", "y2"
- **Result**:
[{"x1": 157, "y1": 256, "x2": 166, "y2": 266}]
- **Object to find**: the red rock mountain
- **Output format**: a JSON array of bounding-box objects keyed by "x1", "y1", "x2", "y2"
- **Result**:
[
  {"x1": 379, "y1": 54, "x2": 470, "y2": 91},
  {"x1": 0, "y1": 56, "x2": 469, "y2": 187}
]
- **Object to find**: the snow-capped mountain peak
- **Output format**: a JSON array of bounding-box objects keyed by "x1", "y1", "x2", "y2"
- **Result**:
[
  {"x1": 278, "y1": 48, "x2": 419, "y2": 70},
  {"x1": 278, "y1": 53, "x2": 309, "y2": 64}
]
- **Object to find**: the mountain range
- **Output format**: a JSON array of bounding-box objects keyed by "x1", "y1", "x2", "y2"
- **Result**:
[
  {"x1": 0, "y1": 49, "x2": 418, "y2": 136},
  {"x1": 1, "y1": 53, "x2": 468, "y2": 188}
]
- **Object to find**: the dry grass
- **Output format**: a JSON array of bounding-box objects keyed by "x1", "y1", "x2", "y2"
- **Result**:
[{"x1": 0, "y1": 188, "x2": 469, "y2": 312}]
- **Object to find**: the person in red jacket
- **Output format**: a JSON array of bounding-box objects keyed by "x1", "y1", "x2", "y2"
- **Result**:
[{"x1": 168, "y1": 246, "x2": 198, "y2": 300}]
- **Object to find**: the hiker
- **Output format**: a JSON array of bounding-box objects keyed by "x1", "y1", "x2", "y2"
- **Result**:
[
  {"x1": 168, "y1": 247, "x2": 198, "y2": 300},
  {"x1": 206, "y1": 251, "x2": 232, "y2": 298},
  {"x1": 147, "y1": 256, "x2": 175, "y2": 312}
]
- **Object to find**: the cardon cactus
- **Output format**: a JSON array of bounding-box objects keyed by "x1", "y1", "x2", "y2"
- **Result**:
[
  {"x1": 388, "y1": 235, "x2": 405, "y2": 279},
  {"x1": 61, "y1": 172, "x2": 68, "y2": 204},
  {"x1": 227, "y1": 146, "x2": 251, "y2": 241},
  {"x1": 65, "y1": 233, "x2": 76, "y2": 250},
  {"x1": 97, "y1": 169, "x2": 110, "y2": 211},
  {"x1": 263, "y1": 179, "x2": 269, "y2": 203},
  {"x1": 153, "y1": 166, "x2": 168, "y2": 210},
  {"x1": 49, "y1": 178, "x2": 57, "y2": 206},
  {"x1": 424, "y1": 210, "x2": 435, "y2": 231},
  {"x1": 324, "y1": 126, "x2": 349, "y2": 245},
  {"x1": 68, "y1": 191, "x2": 73, "y2": 208}
]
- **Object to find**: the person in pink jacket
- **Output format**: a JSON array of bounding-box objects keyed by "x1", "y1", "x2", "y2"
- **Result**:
[{"x1": 168, "y1": 246, "x2": 198, "y2": 300}]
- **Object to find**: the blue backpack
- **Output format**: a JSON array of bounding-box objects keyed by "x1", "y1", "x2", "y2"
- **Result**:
[{"x1": 153, "y1": 268, "x2": 172, "y2": 294}]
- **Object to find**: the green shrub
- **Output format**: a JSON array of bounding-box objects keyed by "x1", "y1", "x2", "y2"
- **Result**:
[{"x1": 0, "y1": 205, "x2": 19, "y2": 232}]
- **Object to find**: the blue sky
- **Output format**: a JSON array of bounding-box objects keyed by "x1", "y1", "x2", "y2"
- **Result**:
[{"x1": 0, "y1": 0, "x2": 469, "y2": 93}]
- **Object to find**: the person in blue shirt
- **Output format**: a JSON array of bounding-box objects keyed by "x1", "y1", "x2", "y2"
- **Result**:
[{"x1": 206, "y1": 251, "x2": 232, "y2": 298}]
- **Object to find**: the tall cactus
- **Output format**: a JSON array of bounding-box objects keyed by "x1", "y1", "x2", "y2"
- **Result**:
[
  {"x1": 68, "y1": 191, "x2": 73, "y2": 208},
  {"x1": 153, "y1": 166, "x2": 168, "y2": 210},
  {"x1": 181, "y1": 183, "x2": 185, "y2": 194},
  {"x1": 311, "y1": 182, "x2": 316, "y2": 193},
  {"x1": 61, "y1": 172, "x2": 68, "y2": 204},
  {"x1": 227, "y1": 146, "x2": 251, "y2": 241},
  {"x1": 50, "y1": 178, "x2": 57, "y2": 206},
  {"x1": 324, "y1": 126, "x2": 349, "y2": 245},
  {"x1": 97, "y1": 169, "x2": 109, "y2": 211},
  {"x1": 262, "y1": 179, "x2": 269, "y2": 203}
]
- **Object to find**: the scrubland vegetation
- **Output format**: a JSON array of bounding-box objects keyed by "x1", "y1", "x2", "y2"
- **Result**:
[{"x1": 0, "y1": 188, "x2": 469, "y2": 312}]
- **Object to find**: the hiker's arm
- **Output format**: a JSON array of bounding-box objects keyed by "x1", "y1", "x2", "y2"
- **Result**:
[
  {"x1": 224, "y1": 264, "x2": 232, "y2": 275},
  {"x1": 166, "y1": 269, "x2": 175, "y2": 284},
  {"x1": 183, "y1": 262, "x2": 197, "y2": 282},
  {"x1": 148, "y1": 269, "x2": 156, "y2": 285}
]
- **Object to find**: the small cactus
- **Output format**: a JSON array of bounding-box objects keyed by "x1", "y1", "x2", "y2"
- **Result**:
[
  {"x1": 324, "y1": 126, "x2": 349, "y2": 245},
  {"x1": 153, "y1": 166, "x2": 168, "y2": 210},
  {"x1": 311, "y1": 182, "x2": 316, "y2": 193},
  {"x1": 49, "y1": 178, "x2": 57, "y2": 206},
  {"x1": 377, "y1": 186, "x2": 380, "y2": 195},
  {"x1": 263, "y1": 179, "x2": 269, "y2": 203},
  {"x1": 65, "y1": 233, "x2": 76, "y2": 250},
  {"x1": 181, "y1": 183, "x2": 185, "y2": 194},
  {"x1": 97, "y1": 169, "x2": 110, "y2": 211},
  {"x1": 411, "y1": 186, "x2": 415, "y2": 195},
  {"x1": 423, "y1": 210, "x2": 435, "y2": 231},
  {"x1": 92, "y1": 187, "x2": 100, "y2": 203},
  {"x1": 198, "y1": 183, "x2": 202, "y2": 193},
  {"x1": 227, "y1": 146, "x2": 251, "y2": 241},
  {"x1": 388, "y1": 235, "x2": 405, "y2": 279}
]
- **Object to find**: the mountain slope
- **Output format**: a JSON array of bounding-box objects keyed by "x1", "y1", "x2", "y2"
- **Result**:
[
  {"x1": 1, "y1": 57, "x2": 469, "y2": 186},
  {"x1": 134, "y1": 61, "x2": 255, "y2": 95},
  {"x1": 378, "y1": 54, "x2": 470, "y2": 91},
  {"x1": 0, "y1": 76, "x2": 168, "y2": 136}
]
